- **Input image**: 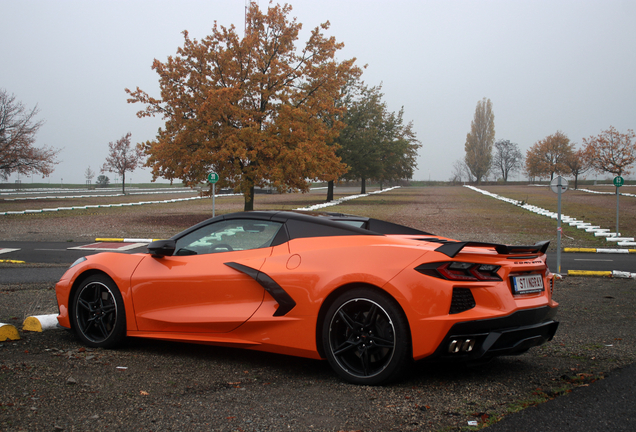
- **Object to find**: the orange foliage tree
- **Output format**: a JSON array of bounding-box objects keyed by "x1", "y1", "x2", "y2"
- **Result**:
[
  {"x1": 525, "y1": 131, "x2": 574, "y2": 180},
  {"x1": 126, "y1": 3, "x2": 359, "y2": 210},
  {"x1": 582, "y1": 126, "x2": 636, "y2": 177}
]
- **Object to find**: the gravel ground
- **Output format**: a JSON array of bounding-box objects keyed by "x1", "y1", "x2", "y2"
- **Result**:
[
  {"x1": 1, "y1": 186, "x2": 635, "y2": 431},
  {"x1": 1, "y1": 277, "x2": 634, "y2": 431}
]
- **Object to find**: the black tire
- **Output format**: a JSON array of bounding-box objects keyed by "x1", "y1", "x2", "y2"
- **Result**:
[
  {"x1": 322, "y1": 288, "x2": 411, "y2": 385},
  {"x1": 71, "y1": 274, "x2": 126, "y2": 348}
]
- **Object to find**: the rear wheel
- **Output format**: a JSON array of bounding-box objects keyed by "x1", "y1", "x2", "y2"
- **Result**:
[
  {"x1": 71, "y1": 274, "x2": 126, "y2": 348},
  {"x1": 322, "y1": 288, "x2": 411, "y2": 385}
]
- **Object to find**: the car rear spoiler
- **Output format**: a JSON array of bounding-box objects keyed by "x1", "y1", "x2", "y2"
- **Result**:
[{"x1": 432, "y1": 240, "x2": 550, "y2": 258}]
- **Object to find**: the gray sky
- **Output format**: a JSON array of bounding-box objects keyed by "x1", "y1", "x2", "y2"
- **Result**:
[{"x1": 2, "y1": 0, "x2": 635, "y2": 185}]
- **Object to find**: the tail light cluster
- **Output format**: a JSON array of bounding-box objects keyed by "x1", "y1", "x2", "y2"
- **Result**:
[{"x1": 415, "y1": 262, "x2": 502, "y2": 282}]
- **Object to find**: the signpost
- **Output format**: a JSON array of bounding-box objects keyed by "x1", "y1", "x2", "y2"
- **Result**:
[
  {"x1": 208, "y1": 172, "x2": 219, "y2": 217},
  {"x1": 614, "y1": 176, "x2": 624, "y2": 236},
  {"x1": 550, "y1": 176, "x2": 568, "y2": 274}
]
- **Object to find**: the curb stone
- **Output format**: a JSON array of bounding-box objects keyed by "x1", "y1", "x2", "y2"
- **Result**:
[
  {"x1": 1, "y1": 315, "x2": 62, "y2": 340},
  {"x1": 0, "y1": 323, "x2": 20, "y2": 341},
  {"x1": 94, "y1": 238, "x2": 157, "y2": 243},
  {"x1": 564, "y1": 248, "x2": 636, "y2": 254},
  {"x1": 568, "y1": 270, "x2": 636, "y2": 279},
  {"x1": 23, "y1": 314, "x2": 61, "y2": 332}
]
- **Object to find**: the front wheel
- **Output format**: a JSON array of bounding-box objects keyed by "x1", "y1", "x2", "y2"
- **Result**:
[
  {"x1": 71, "y1": 274, "x2": 126, "y2": 348},
  {"x1": 322, "y1": 288, "x2": 411, "y2": 385}
]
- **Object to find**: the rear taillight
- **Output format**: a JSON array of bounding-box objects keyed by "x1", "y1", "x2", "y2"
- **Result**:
[{"x1": 415, "y1": 262, "x2": 502, "y2": 281}]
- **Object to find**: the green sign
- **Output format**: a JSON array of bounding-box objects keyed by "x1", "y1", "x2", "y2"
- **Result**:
[
  {"x1": 208, "y1": 172, "x2": 219, "y2": 184},
  {"x1": 613, "y1": 176, "x2": 624, "y2": 188}
]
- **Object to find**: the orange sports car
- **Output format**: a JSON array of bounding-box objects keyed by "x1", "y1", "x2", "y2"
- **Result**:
[{"x1": 55, "y1": 211, "x2": 559, "y2": 385}]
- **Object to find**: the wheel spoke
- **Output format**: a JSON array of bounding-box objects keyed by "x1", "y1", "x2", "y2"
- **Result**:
[
  {"x1": 83, "y1": 316, "x2": 97, "y2": 333},
  {"x1": 77, "y1": 298, "x2": 94, "y2": 312},
  {"x1": 101, "y1": 303, "x2": 116, "y2": 314},
  {"x1": 332, "y1": 339, "x2": 359, "y2": 356},
  {"x1": 363, "y1": 304, "x2": 378, "y2": 327},
  {"x1": 359, "y1": 347, "x2": 371, "y2": 376},
  {"x1": 371, "y1": 335, "x2": 394, "y2": 349},
  {"x1": 91, "y1": 285, "x2": 101, "y2": 302},
  {"x1": 337, "y1": 309, "x2": 358, "y2": 332},
  {"x1": 95, "y1": 317, "x2": 110, "y2": 339}
]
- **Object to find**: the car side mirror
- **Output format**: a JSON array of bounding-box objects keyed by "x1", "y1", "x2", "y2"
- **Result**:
[{"x1": 147, "y1": 239, "x2": 176, "y2": 257}]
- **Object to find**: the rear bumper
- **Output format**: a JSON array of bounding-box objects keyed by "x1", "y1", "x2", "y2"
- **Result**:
[{"x1": 428, "y1": 305, "x2": 559, "y2": 361}]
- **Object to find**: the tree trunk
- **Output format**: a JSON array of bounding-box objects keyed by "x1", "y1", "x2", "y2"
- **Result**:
[
  {"x1": 361, "y1": 178, "x2": 366, "y2": 194},
  {"x1": 122, "y1": 172, "x2": 126, "y2": 194},
  {"x1": 326, "y1": 181, "x2": 334, "y2": 202},
  {"x1": 243, "y1": 184, "x2": 255, "y2": 211}
]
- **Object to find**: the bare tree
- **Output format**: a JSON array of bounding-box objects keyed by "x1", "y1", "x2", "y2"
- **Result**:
[
  {"x1": 564, "y1": 148, "x2": 590, "y2": 189},
  {"x1": 84, "y1": 166, "x2": 95, "y2": 185},
  {"x1": 0, "y1": 89, "x2": 59, "y2": 179},
  {"x1": 492, "y1": 139, "x2": 523, "y2": 182},
  {"x1": 464, "y1": 98, "x2": 495, "y2": 184},
  {"x1": 449, "y1": 159, "x2": 473, "y2": 184},
  {"x1": 101, "y1": 133, "x2": 144, "y2": 194}
]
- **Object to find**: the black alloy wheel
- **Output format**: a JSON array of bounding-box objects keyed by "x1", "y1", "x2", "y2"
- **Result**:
[
  {"x1": 323, "y1": 288, "x2": 411, "y2": 385},
  {"x1": 71, "y1": 274, "x2": 126, "y2": 348}
]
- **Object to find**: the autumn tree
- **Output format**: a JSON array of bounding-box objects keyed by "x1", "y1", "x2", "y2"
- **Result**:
[
  {"x1": 582, "y1": 126, "x2": 636, "y2": 178},
  {"x1": 525, "y1": 131, "x2": 574, "y2": 180},
  {"x1": 126, "y1": 3, "x2": 359, "y2": 210},
  {"x1": 564, "y1": 148, "x2": 590, "y2": 189},
  {"x1": 0, "y1": 89, "x2": 59, "y2": 180},
  {"x1": 464, "y1": 98, "x2": 495, "y2": 184},
  {"x1": 101, "y1": 132, "x2": 144, "y2": 194},
  {"x1": 492, "y1": 139, "x2": 523, "y2": 182}
]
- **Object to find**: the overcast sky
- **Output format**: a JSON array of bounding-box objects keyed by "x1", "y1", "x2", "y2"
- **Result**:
[{"x1": 2, "y1": 0, "x2": 635, "y2": 185}]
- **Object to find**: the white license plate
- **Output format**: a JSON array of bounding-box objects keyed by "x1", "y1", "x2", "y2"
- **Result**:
[{"x1": 511, "y1": 274, "x2": 544, "y2": 294}]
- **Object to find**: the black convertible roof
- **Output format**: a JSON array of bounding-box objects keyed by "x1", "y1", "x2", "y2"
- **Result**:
[{"x1": 172, "y1": 210, "x2": 432, "y2": 244}]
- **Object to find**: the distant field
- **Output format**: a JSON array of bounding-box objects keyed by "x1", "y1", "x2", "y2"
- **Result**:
[{"x1": 1, "y1": 185, "x2": 634, "y2": 250}]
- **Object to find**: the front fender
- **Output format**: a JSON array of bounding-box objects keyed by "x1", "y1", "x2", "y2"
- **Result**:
[{"x1": 55, "y1": 252, "x2": 148, "y2": 330}]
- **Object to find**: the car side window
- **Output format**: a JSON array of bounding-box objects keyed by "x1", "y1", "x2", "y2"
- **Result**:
[{"x1": 174, "y1": 219, "x2": 283, "y2": 256}]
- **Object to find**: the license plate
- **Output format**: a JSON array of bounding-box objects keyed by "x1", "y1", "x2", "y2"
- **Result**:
[{"x1": 511, "y1": 274, "x2": 544, "y2": 294}]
